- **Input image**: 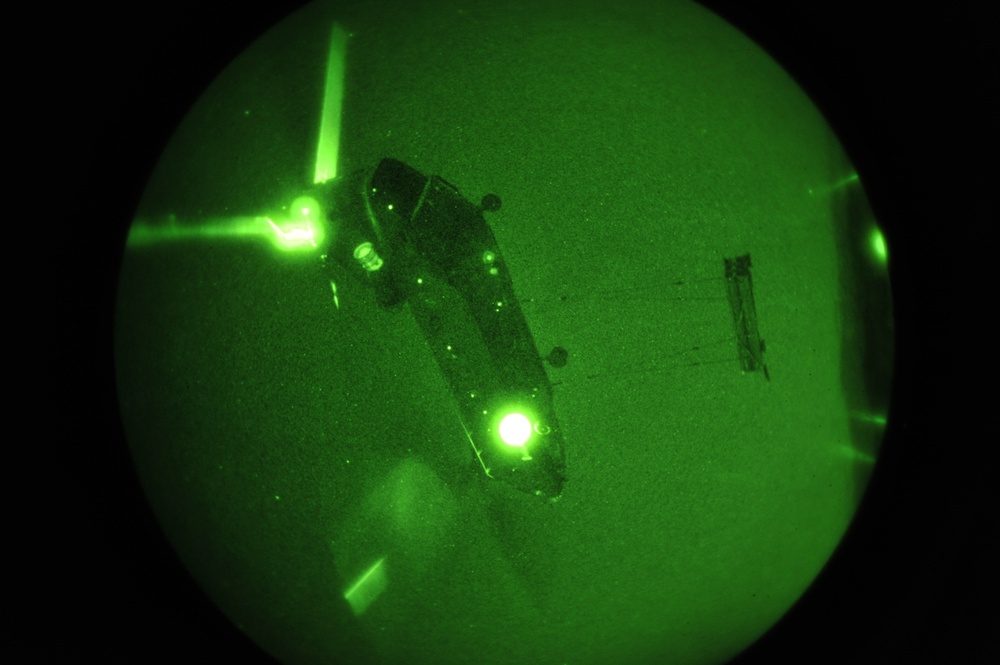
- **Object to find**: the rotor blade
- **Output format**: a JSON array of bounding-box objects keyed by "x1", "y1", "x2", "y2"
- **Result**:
[
  {"x1": 127, "y1": 208, "x2": 323, "y2": 253},
  {"x1": 314, "y1": 23, "x2": 349, "y2": 184},
  {"x1": 127, "y1": 215, "x2": 271, "y2": 246}
]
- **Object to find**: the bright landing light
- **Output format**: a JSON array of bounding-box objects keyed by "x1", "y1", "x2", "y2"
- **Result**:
[{"x1": 498, "y1": 413, "x2": 532, "y2": 447}]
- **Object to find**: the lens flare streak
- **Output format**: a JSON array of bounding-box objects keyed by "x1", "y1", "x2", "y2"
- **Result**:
[
  {"x1": 127, "y1": 214, "x2": 321, "y2": 252},
  {"x1": 343, "y1": 556, "x2": 387, "y2": 616}
]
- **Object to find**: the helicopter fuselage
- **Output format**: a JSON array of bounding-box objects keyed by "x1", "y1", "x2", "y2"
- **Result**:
[{"x1": 324, "y1": 158, "x2": 567, "y2": 499}]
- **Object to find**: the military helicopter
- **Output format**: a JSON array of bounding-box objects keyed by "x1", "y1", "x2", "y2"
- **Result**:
[{"x1": 129, "y1": 20, "x2": 568, "y2": 500}]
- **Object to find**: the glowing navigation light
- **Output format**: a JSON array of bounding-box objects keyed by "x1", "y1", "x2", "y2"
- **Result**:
[
  {"x1": 265, "y1": 218, "x2": 315, "y2": 247},
  {"x1": 265, "y1": 195, "x2": 324, "y2": 251}
]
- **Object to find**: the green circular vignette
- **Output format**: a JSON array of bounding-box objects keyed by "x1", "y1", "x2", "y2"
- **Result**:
[{"x1": 116, "y1": 1, "x2": 894, "y2": 663}]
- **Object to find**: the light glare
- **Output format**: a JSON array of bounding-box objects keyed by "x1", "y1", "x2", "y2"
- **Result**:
[{"x1": 499, "y1": 413, "x2": 532, "y2": 447}]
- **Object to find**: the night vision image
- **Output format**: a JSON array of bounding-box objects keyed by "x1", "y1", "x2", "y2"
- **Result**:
[{"x1": 115, "y1": 1, "x2": 894, "y2": 663}]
